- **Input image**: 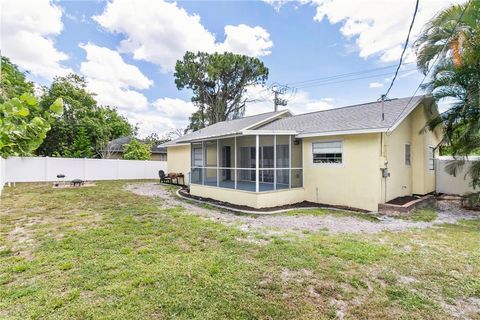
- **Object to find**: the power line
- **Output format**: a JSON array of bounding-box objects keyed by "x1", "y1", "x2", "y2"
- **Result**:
[
  {"x1": 294, "y1": 68, "x2": 417, "y2": 89},
  {"x1": 383, "y1": 0, "x2": 419, "y2": 98},
  {"x1": 385, "y1": 0, "x2": 471, "y2": 134},
  {"x1": 286, "y1": 62, "x2": 414, "y2": 87},
  {"x1": 259, "y1": 68, "x2": 417, "y2": 109},
  {"x1": 256, "y1": 67, "x2": 415, "y2": 112}
]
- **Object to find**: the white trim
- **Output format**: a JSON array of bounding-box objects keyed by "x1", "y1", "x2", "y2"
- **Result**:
[
  {"x1": 177, "y1": 110, "x2": 291, "y2": 143},
  {"x1": 255, "y1": 135, "x2": 259, "y2": 193},
  {"x1": 201, "y1": 141, "x2": 205, "y2": 185},
  {"x1": 273, "y1": 135, "x2": 277, "y2": 191},
  {"x1": 165, "y1": 143, "x2": 190, "y2": 147},
  {"x1": 241, "y1": 129, "x2": 298, "y2": 135},
  {"x1": 216, "y1": 139, "x2": 219, "y2": 187},
  {"x1": 191, "y1": 166, "x2": 303, "y2": 170},
  {"x1": 234, "y1": 136, "x2": 237, "y2": 190},
  {"x1": 184, "y1": 133, "x2": 241, "y2": 143},
  {"x1": 243, "y1": 110, "x2": 291, "y2": 130},
  {"x1": 288, "y1": 136, "x2": 292, "y2": 188},
  {"x1": 387, "y1": 101, "x2": 421, "y2": 132},
  {"x1": 297, "y1": 128, "x2": 387, "y2": 138}
]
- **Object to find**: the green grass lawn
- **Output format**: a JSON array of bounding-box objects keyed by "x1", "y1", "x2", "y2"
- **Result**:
[
  {"x1": 1, "y1": 181, "x2": 479, "y2": 319},
  {"x1": 398, "y1": 207, "x2": 439, "y2": 222}
]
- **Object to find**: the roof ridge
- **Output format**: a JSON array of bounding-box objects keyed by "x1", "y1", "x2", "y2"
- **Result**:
[
  {"x1": 223, "y1": 109, "x2": 285, "y2": 122},
  {"x1": 286, "y1": 95, "x2": 424, "y2": 118},
  {"x1": 194, "y1": 110, "x2": 286, "y2": 131}
]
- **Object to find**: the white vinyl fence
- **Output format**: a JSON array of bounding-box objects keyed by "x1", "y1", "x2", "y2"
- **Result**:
[
  {"x1": 2, "y1": 157, "x2": 167, "y2": 185},
  {"x1": 0, "y1": 157, "x2": 5, "y2": 194},
  {"x1": 436, "y1": 156, "x2": 479, "y2": 195}
]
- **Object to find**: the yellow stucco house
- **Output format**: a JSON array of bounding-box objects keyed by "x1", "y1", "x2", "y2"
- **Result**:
[{"x1": 161, "y1": 95, "x2": 442, "y2": 211}]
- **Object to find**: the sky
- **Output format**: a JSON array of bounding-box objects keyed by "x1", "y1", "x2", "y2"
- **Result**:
[{"x1": 1, "y1": 0, "x2": 462, "y2": 137}]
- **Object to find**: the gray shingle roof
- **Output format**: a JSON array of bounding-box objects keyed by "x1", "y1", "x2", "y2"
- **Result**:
[
  {"x1": 107, "y1": 136, "x2": 167, "y2": 153},
  {"x1": 158, "y1": 137, "x2": 185, "y2": 148},
  {"x1": 258, "y1": 96, "x2": 427, "y2": 135},
  {"x1": 174, "y1": 110, "x2": 290, "y2": 143},
  {"x1": 161, "y1": 95, "x2": 430, "y2": 146}
]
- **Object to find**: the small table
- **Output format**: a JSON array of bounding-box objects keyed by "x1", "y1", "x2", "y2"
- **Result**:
[
  {"x1": 171, "y1": 173, "x2": 185, "y2": 186},
  {"x1": 71, "y1": 179, "x2": 84, "y2": 187}
]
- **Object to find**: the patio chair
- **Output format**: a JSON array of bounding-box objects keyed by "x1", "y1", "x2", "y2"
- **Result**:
[{"x1": 159, "y1": 170, "x2": 172, "y2": 184}]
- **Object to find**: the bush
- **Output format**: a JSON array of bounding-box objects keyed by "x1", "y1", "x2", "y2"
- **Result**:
[{"x1": 123, "y1": 139, "x2": 151, "y2": 160}]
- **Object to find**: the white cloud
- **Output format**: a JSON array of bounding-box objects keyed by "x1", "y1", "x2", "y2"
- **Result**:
[
  {"x1": 79, "y1": 43, "x2": 152, "y2": 111},
  {"x1": 153, "y1": 97, "x2": 196, "y2": 121},
  {"x1": 94, "y1": 0, "x2": 273, "y2": 72},
  {"x1": 126, "y1": 112, "x2": 178, "y2": 138},
  {"x1": 262, "y1": 0, "x2": 291, "y2": 12},
  {"x1": 369, "y1": 82, "x2": 384, "y2": 88},
  {"x1": 219, "y1": 25, "x2": 273, "y2": 57},
  {"x1": 77, "y1": 43, "x2": 196, "y2": 136},
  {"x1": 86, "y1": 79, "x2": 149, "y2": 112},
  {"x1": 80, "y1": 43, "x2": 153, "y2": 90},
  {"x1": 265, "y1": 0, "x2": 461, "y2": 63},
  {"x1": 123, "y1": 98, "x2": 195, "y2": 137},
  {"x1": 0, "y1": 0, "x2": 72, "y2": 80}
]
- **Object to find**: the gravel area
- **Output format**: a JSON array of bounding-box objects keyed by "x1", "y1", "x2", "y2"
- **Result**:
[{"x1": 125, "y1": 183, "x2": 480, "y2": 235}]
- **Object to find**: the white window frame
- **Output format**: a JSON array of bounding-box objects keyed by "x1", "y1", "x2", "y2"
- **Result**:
[
  {"x1": 428, "y1": 145, "x2": 435, "y2": 171},
  {"x1": 405, "y1": 143, "x2": 411, "y2": 166},
  {"x1": 311, "y1": 140, "x2": 344, "y2": 166},
  {"x1": 192, "y1": 145, "x2": 203, "y2": 167}
]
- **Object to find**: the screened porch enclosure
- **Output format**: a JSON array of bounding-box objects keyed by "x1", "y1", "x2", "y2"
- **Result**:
[{"x1": 190, "y1": 135, "x2": 303, "y2": 192}]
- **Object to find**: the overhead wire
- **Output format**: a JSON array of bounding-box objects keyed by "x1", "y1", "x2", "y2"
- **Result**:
[
  {"x1": 286, "y1": 62, "x2": 414, "y2": 87},
  {"x1": 385, "y1": 0, "x2": 471, "y2": 135},
  {"x1": 293, "y1": 68, "x2": 417, "y2": 89},
  {"x1": 383, "y1": 0, "x2": 420, "y2": 98}
]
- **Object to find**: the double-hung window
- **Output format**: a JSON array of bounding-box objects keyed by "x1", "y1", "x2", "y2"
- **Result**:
[
  {"x1": 405, "y1": 144, "x2": 411, "y2": 166},
  {"x1": 312, "y1": 141, "x2": 343, "y2": 164}
]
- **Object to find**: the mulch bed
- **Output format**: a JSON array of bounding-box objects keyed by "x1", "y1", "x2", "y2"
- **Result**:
[
  {"x1": 386, "y1": 195, "x2": 420, "y2": 206},
  {"x1": 178, "y1": 188, "x2": 368, "y2": 213}
]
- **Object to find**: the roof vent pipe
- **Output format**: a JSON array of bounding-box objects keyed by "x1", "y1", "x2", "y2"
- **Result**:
[{"x1": 380, "y1": 94, "x2": 386, "y2": 121}]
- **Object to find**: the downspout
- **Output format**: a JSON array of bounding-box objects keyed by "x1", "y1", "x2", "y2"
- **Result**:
[
  {"x1": 380, "y1": 95, "x2": 389, "y2": 203},
  {"x1": 380, "y1": 132, "x2": 388, "y2": 203}
]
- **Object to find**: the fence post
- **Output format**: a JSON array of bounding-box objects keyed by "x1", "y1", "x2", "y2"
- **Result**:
[
  {"x1": 116, "y1": 159, "x2": 120, "y2": 180},
  {"x1": 143, "y1": 160, "x2": 146, "y2": 179},
  {"x1": 45, "y1": 156, "x2": 49, "y2": 182},
  {"x1": 83, "y1": 158, "x2": 87, "y2": 180}
]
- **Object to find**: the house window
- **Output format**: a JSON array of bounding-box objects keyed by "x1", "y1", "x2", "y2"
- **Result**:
[
  {"x1": 428, "y1": 146, "x2": 435, "y2": 170},
  {"x1": 405, "y1": 144, "x2": 411, "y2": 166},
  {"x1": 312, "y1": 141, "x2": 343, "y2": 164},
  {"x1": 192, "y1": 146, "x2": 203, "y2": 167}
]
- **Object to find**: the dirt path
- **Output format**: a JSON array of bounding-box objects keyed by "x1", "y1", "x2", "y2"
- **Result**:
[{"x1": 125, "y1": 183, "x2": 479, "y2": 235}]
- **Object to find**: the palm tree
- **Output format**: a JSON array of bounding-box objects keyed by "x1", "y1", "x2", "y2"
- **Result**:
[
  {"x1": 414, "y1": 1, "x2": 479, "y2": 73},
  {"x1": 414, "y1": 0, "x2": 480, "y2": 193}
]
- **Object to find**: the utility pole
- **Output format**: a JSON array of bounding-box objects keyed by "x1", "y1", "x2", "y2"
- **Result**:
[{"x1": 271, "y1": 84, "x2": 288, "y2": 111}]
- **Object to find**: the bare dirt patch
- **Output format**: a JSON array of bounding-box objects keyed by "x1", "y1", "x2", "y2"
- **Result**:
[
  {"x1": 126, "y1": 183, "x2": 480, "y2": 236},
  {"x1": 3, "y1": 209, "x2": 102, "y2": 260}
]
